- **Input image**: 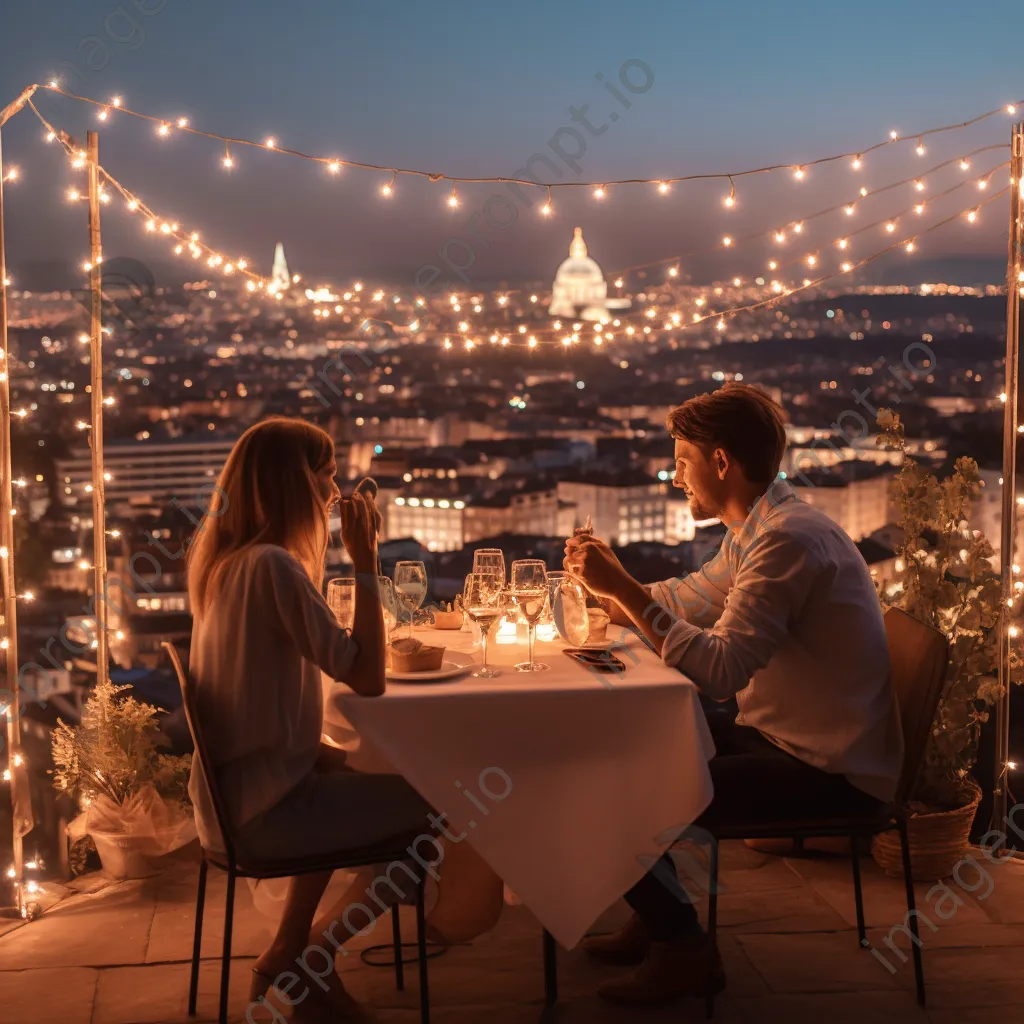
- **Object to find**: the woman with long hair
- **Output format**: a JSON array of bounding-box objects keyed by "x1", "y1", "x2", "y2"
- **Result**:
[{"x1": 186, "y1": 417, "x2": 433, "y2": 1021}]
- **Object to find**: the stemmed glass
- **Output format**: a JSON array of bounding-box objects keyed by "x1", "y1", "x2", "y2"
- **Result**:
[
  {"x1": 377, "y1": 576, "x2": 399, "y2": 641},
  {"x1": 508, "y1": 559, "x2": 549, "y2": 672},
  {"x1": 327, "y1": 578, "x2": 356, "y2": 630},
  {"x1": 473, "y1": 548, "x2": 506, "y2": 585},
  {"x1": 463, "y1": 573, "x2": 504, "y2": 678},
  {"x1": 394, "y1": 561, "x2": 427, "y2": 638}
]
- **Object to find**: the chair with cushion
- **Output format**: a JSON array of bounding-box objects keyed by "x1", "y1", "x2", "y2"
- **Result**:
[
  {"x1": 698, "y1": 606, "x2": 949, "y2": 1016},
  {"x1": 161, "y1": 641, "x2": 435, "y2": 1024}
]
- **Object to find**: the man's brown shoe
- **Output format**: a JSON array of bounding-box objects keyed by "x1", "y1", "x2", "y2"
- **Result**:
[
  {"x1": 597, "y1": 934, "x2": 726, "y2": 1005},
  {"x1": 580, "y1": 913, "x2": 651, "y2": 965}
]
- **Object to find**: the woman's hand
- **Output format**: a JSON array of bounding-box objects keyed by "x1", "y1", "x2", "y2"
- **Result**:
[{"x1": 340, "y1": 493, "x2": 378, "y2": 572}]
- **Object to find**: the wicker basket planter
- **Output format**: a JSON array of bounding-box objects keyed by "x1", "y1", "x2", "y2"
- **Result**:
[{"x1": 871, "y1": 781, "x2": 981, "y2": 881}]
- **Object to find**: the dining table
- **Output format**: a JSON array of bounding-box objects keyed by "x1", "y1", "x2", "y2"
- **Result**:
[{"x1": 322, "y1": 620, "x2": 716, "y2": 950}]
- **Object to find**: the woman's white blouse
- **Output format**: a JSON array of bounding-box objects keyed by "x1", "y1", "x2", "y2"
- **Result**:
[{"x1": 187, "y1": 544, "x2": 358, "y2": 851}]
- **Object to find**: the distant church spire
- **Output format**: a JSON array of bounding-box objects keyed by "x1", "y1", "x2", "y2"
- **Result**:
[
  {"x1": 271, "y1": 243, "x2": 291, "y2": 292},
  {"x1": 569, "y1": 226, "x2": 588, "y2": 260}
]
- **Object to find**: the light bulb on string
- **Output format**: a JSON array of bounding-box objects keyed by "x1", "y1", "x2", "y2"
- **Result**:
[
  {"x1": 859, "y1": 186, "x2": 868, "y2": 197},
  {"x1": 774, "y1": 231, "x2": 786, "y2": 244},
  {"x1": 723, "y1": 177, "x2": 736, "y2": 208},
  {"x1": 328, "y1": 161, "x2": 341, "y2": 175},
  {"x1": 157, "y1": 122, "x2": 170, "y2": 137},
  {"x1": 959, "y1": 158, "x2": 970, "y2": 171},
  {"x1": 447, "y1": 185, "x2": 459, "y2": 208},
  {"x1": 978, "y1": 177, "x2": 990, "y2": 190},
  {"x1": 851, "y1": 155, "x2": 863, "y2": 170},
  {"x1": 111, "y1": 96, "x2": 122, "y2": 108},
  {"x1": 905, "y1": 240, "x2": 916, "y2": 253},
  {"x1": 793, "y1": 222, "x2": 803, "y2": 234},
  {"x1": 722, "y1": 236, "x2": 733, "y2": 247},
  {"x1": 885, "y1": 221, "x2": 896, "y2": 233},
  {"x1": 380, "y1": 171, "x2": 396, "y2": 198},
  {"x1": 1008, "y1": 105, "x2": 1018, "y2": 115},
  {"x1": 222, "y1": 142, "x2": 234, "y2": 170},
  {"x1": 916, "y1": 138, "x2": 925, "y2": 156},
  {"x1": 793, "y1": 166, "x2": 805, "y2": 181},
  {"x1": 657, "y1": 181, "x2": 670, "y2": 195},
  {"x1": 845, "y1": 204, "x2": 856, "y2": 216},
  {"x1": 889, "y1": 130, "x2": 899, "y2": 140},
  {"x1": 177, "y1": 117, "x2": 189, "y2": 129},
  {"x1": 668, "y1": 266, "x2": 678, "y2": 278},
  {"x1": 837, "y1": 238, "x2": 849, "y2": 250},
  {"x1": 967, "y1": 209, "x2": 978, "y2": 223},
  {"x1": 914, "y1": 203, "x2": 925, "y2": 214},
  {"x1": 593, "y1": 185, "x2": 606, "y2": 200},
  {"x1": 541, "y1": 186, "x2": 553, "y2": 216},
  {"x1": 97, "y1": 108, "x2": 108, "y2": 122},
  {"x1": 265, "y1": 137, "x2": 277, "y2": 150},
  {"x1": 841, "y1": 261, "x2": 853, "y2": 272},
  {"x1": 913, "y1": 179, "x2": 925, "y2": 191}
]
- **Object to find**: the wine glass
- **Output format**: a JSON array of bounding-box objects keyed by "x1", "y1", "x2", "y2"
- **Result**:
[
  {"x1": 327, "y1": 578, "x2": 356, "y2": 630},
  {"x1": 508, "y1": 559, "x2": 549, "y2": 672},
  {"x1": 377, "y1": 575, "x2": 399, "y2": 640},
  {"x1": 473, "y1": 548, "x2": 506, "y2": 585},
  {"x1": 463, "y1": 573, "x2": 503, "y2": 678},
  {"x1": 394, "y1": 561, "x2": 427, "y2": 638}
]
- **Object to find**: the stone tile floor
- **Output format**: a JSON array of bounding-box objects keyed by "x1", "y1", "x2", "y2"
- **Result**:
[{"x1": 0, "y1": 840, "x2": 1021, "y2": 1023}]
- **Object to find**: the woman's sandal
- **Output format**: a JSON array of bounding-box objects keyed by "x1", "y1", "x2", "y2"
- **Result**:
[{"x1": 249, "y1": 966, "x2": 374, "y2": 1022}]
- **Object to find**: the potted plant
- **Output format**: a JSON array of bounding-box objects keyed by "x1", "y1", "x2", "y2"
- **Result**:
[
  {"x1": 51, "y1": 679, "x2": 195, "y2": 879},
  {"x1": 870, "y1": 408, "x2": 1009, "y2": 879}
]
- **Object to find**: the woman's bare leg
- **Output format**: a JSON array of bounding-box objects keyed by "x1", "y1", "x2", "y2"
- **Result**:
[
  {"x1": 256, "y1": 870, "x2": 333, "y2": 972},
  {"x1": 426, "y1": 838, "x2": 504, "y2": 945}
]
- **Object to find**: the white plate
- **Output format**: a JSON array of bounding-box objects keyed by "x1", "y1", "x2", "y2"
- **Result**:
[{"x1": 386, "y1": 660, "x2": 472, "y2": 683}]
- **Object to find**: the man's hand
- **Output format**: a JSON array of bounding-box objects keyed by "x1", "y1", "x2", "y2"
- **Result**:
[{"x1": 564, "y1": 536, "x2": 629, "y2": 600}]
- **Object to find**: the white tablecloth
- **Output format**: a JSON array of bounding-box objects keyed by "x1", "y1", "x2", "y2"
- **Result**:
[{"x1": 323, "y1": 626, "x2": 715, "y2": 948}]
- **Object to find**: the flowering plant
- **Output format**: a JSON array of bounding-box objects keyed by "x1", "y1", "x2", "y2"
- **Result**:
[
  {"x1": 876, "y1": 409, "x2": 1006, "y2": 810},
  {"x1": 51, "y1": 679, "x2": 191, "y2": 808}
]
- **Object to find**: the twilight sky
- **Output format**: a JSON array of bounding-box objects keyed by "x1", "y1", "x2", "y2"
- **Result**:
[{"x1": 0, "y1": 0, "x2": 1021, "y2": 288}]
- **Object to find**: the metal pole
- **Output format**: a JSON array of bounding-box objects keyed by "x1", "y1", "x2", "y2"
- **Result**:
[
  {"x1": 992, "y1": 122, "x2": 1024, "y2": 835},
  {"x1": 0, "y1": 126, "x2": 28, "y2": 895},
  {"x1": 87, "y1": 133, "x2": 109, "y2": 687}
]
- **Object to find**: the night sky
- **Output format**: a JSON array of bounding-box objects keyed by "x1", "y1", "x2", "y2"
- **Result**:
[{"x1": 0, "y1": 0, "x2": 1021, "y2": 288}]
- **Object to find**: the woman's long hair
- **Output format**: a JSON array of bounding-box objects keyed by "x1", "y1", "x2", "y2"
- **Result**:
[{"x1": 187, "y1": 417, "x2": 336, "y2": 617}]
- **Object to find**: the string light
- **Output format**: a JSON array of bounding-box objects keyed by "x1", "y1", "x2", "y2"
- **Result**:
[
  {"x1": 960, "y1": 158, "x2": 970, "y2": 170},
  {"x1": 447, "y1": 185, "x2": 459, "y2": 208},
  {"x1": 851, "y1": 155, "x2": 863, "y2": 170},
  {"x1": 915, "y1": 203, "x2": 926, "y2": 214},
  {"x1": 913, "y1": 179, "x2": 925, "y2": 191},
  {"x1": 35, "y1": 82, "x2": 1024, "y2": 196},
  {"x1": 222, "y1": 143, "x2": 234, "y2": 170},
  {"x1": 177, "y1": 117, "x2": 189, "y2": 129},
  {"x1": 541, "y1": 186, "x2": 553, "y2": 216},
  {"x1": 657, "y1": 181, "x2": 670, "y2": 195},
  {"x1": 593, "y1": 185, "x2": 606, "y2": 200},
  {"x1": 265, "y1": 136, "x2": 277, "y2": 149},
  {"x1": 380, "y1": 171, "x2": 396, "y2": 197},
  {"x1": 916, "y1": 138, "x2": 926, "y2": 156}
]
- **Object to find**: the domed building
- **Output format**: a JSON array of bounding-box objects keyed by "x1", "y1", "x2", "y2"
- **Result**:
[{"x1": 549, "y1": 227, "x2": 630, "y2": 321}]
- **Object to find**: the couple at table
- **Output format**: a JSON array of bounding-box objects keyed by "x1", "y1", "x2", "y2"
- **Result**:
[{"x1": 185, "y1": 381, "x2": 902, "y2": 1016}]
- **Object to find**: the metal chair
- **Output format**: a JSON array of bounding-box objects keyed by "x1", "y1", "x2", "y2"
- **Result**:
[
  {"x1": 701, "y1": 607, "x2": 949, "y2": 1016},
  {"x1": 161, "y1": 641, "x2": 434, "y2": 1024}
]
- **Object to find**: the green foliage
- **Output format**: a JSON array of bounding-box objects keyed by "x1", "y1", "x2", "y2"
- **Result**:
[
  {"x1": 51, "y1": 679, "x2": 191, "y2": 807},
  {"x1": 876, "y1": 409, "x2": 1009, "y2": 809}
]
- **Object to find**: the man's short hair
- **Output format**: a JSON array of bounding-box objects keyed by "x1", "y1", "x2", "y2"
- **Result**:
[{"x1": 666, "y1": 383, "x2": 787, "y2": 484}]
